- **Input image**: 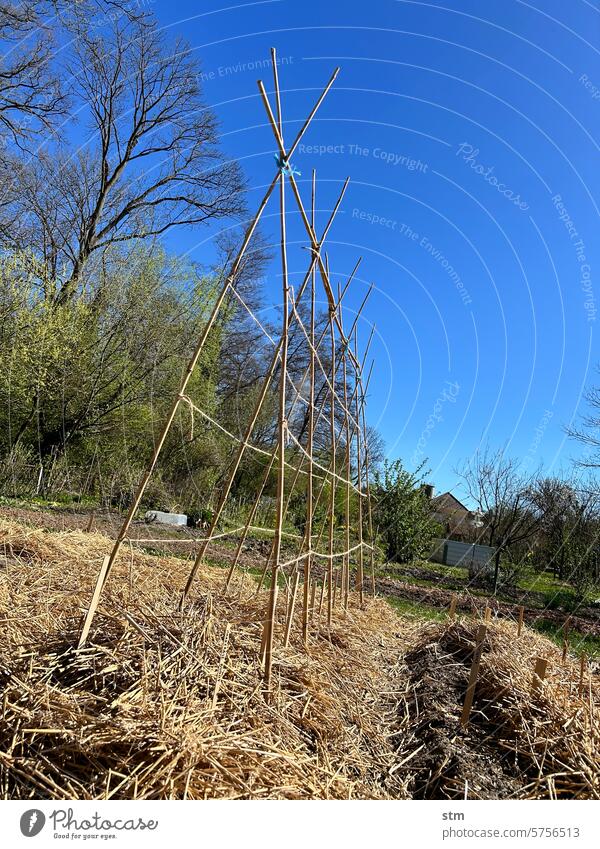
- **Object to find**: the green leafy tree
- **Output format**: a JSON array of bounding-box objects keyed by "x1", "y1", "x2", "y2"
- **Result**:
[{"x1": 373, "y1": 459, "x2": 439, "y2": 563}]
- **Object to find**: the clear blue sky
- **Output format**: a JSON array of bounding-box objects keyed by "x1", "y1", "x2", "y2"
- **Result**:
[{"x1": 151, "y1": 0, "x2": 600, "y2": 497}]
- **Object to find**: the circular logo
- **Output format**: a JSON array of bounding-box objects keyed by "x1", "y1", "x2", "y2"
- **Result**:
[{"x1": 19, "y1": 810, "x2": 46, "y2": 837}]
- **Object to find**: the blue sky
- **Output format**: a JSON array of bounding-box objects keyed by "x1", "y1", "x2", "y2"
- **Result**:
[{"x1": 150, "y1": 0, "x2": 600, "y2": 498}]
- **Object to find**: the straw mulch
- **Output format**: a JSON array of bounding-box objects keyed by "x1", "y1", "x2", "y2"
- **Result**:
[
  {"x1": 0, "y1": 519, "x2": 411, "y2": 800},
  {"x1": 394, "y1": 619, "x2": 600, "y2": 799},
  {"x1": 0, "y1": 518, "x2": 598, "y2": 800}
]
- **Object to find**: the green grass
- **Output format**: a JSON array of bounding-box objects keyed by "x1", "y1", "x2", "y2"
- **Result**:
[
  {"x1": 385, "y1": 595, "x2": 448, "y2": 622},
  {"x1": 517, "y1": 566, "x2": 571, "y2": 595}
]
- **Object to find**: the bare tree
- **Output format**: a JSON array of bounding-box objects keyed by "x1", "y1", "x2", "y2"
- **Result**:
[
  {"x1": 457, "y1": 445, "x2": 541, "y2": 592},
  {"x1": 567, "y1": 373, "x2": 600, "y2": 469},
  {"x1": 0, "y1": 1, "x2": 65, "y2": 148},
  {"x1": 1, "y1": 15, "x2": 245, "y2": 299}
]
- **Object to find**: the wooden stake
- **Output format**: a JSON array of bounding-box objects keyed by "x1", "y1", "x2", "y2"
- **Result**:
[
  {"x1": 460, "y1": 624, "x2": 487, "y2": 727},
  {"x1": 532, "y1": 657, "x2": 548, "y2": 694},
  {"x1": 85, "y1": 511, "x2": 95, "y2": 533},
  {"x1": 517, "y1": 605, "x2": 525, "y2": 636},
  {"x1": 579, "y1": 653, "x2": 587, "y2": 697},
  {"x1": 484, "y1": 605, "x2": 491, "y2": 623}
]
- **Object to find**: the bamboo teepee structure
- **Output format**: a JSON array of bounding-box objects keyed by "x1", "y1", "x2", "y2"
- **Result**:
[{"x1": 78, "y1": 49, "x2": 377, "y2": 686}]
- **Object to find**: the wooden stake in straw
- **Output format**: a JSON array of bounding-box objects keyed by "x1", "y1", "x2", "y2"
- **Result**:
[
  {"x1": 85, "y1": 511, "x2": 95, "y2": 533},
  {"x1": 448, "y1": 594, "x2": 458, "y2": 619},
  {"x1": 579, "y1": 653, "x2": 587, "y2": 697},
  {"x1": 484, "y1": 605, "x2": 491, "y2": 623},
  {"x1": 532, "y1": 657, "x2": 548, "y2": 694},
  {"x1": 517, "y1": 605, "x2": 525, "y2": 636},
  {"x1": 460, "y1": 624, "x2": 487, "y2": 728}
]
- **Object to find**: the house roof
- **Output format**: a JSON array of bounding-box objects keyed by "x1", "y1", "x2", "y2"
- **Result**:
[{"x1": 430, "y1": 491, "x2": 470, "y2": 514}]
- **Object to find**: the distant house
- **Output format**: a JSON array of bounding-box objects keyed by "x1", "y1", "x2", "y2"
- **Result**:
[{"x1": 425, "y1": 488, "x2": 484, "y2": 542}]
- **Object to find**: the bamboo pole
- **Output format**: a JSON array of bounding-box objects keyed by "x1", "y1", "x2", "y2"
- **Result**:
[
  {"x1": 283, "y1": 570, "x2": 300, "y2": 648},
  {"x1": 223, "y1": 453, "x2": 276, "y2": 593},
  {"x1": 460, "y1": 624, "x2": 487, "y2": 727},
  {"x1": 357, "y1": 335, "x2": 376, "y2": 597},
  {"x1": 257, "y1": 76, "x2": 361, "y2": 369},
  {"x1": 264, "y1": 50, "x2": 289, "y2": 688},
  {"x1": 338, "y1": 284, "x2": 351, "y2": 611},
  {"x1": 77, "y1": 193, "x2": 273, "y2": 647},
  {"x1": 353, "y1": 330, "x2": 364, "y2": 605},
  {"x1": 77, "y1": 556, "x2": 110, "y2": 647},
  {"x1": 326, "y1": 280, "x2": 336, "y2": 628},
  {"x1": 302, "y1": 170, "x2": 317, "y2": 649},
  {"x1": 253, "y1": 261, "x2": 360, "y2": 598},
  {"x1": 449, "y1": 593, "x2": 458, "y2": 619}
]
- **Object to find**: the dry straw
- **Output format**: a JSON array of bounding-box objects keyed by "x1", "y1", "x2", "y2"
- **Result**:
[{"x1": 1, "y1": 519, "x2": 598, "y2": 800}]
